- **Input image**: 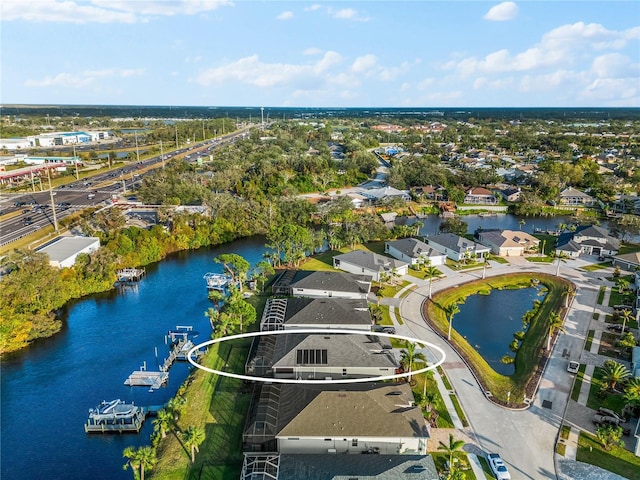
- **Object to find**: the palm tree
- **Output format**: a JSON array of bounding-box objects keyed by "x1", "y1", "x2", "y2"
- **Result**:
[
  {"x1": 400, "y1": 341, "x2": 426, "y2": 382},
  {"x1": 620, "y1": 309, "x2": 634, "y2": 337},
  {"x1": 554, "y1": 251, "x2": 568, "y2": 276},
  {"x1": 123, "y1": 445, "x2": 157, "y2": 480},
  {"x1": 564, "y1": 286, "x2": 575, "y2": 307},
  {"x1": 547, "y1": 312, "x2": 566, "y2": 350},
  {"x1": 424, "y1": 265, "x2": 439, "y2": 299},
  {"x1": 623, "y1": 377, "x2": 640, "y2": 408},
  {"x1": 167, "y1": 396, "x2": 186, "y2": 421},
  {"x1": 153, "y1": 408, "x2": 173, "y2": 439},
  {"x1": 518, "y1": 218, "x2": 526, "y2": 230},
  {"x1": 616, "y1": 277, "x2": 630, "y2": 294},
  {"x1": 601, "y1": 359, "x2": 630, "y2": 391},
  {"x1": 182, "y1": 425, "x2": 206, "y2": 463},
  {"x1": 204, "y1": 307, "x2": 219, "y2": 331},
  {"x1": 444, "y1": 303, "x2": 460, "y2": 341},
  {"x1": 437, "y1": 433, "x2": 465, "y2": 471}
]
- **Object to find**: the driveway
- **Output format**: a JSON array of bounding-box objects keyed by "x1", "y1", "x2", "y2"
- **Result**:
[{"x1": 398, "y1": 258, "x2": 609, "y2": 479}]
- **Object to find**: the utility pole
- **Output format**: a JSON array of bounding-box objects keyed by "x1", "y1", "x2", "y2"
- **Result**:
[
  {"x1": 73, "y1": 145, "x2": 79, "y2": 180},
  {"x1": 202, "y1": 119, "x2": 205, "y2": 141},
  {"x1": 175, "y1": 124, "x2": 179, "y2": 149},
  {"x1": 261, "y1": 106, "x2": 264, "y2": 126},
  {"x1": 134, "y1": 130, "x2": 140, "y2": 163},
  {"x1": 47, "y1": 168, "x2": 58, "y2": 232},
  {"x1": 160, "y1": 140, "x2": 165, "y2": 169}
]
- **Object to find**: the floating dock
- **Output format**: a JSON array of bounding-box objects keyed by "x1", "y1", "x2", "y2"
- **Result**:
[
  {"x1": 117, "y1": 267, "x2": 146, "y2": 283},
  {"x1": 84, "y1": 399, "x2": 146, "y2": 433},
  {"x1": 124, "y1": 363, "x2": 169, "y2": 391},
  {"x1": 203, "y1": 272, "x2": 231, "y2": 290}
]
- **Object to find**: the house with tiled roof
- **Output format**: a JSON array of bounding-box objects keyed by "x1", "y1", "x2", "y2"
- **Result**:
[
  {"x1": 333, "y1": 250, "x2": 409, "y2": 282},
  {"x1": 385, "y1": 238, "x2": 447, "y2": 266},
  {"x1": 477, "y1": 229, "x2": 540, "y2": 256},
  {"x1": 559, "y1": 187, "x2": 597, "y2": 207},
  {"x1": 463, "y1": 187, "x2": 497, "y2": 205},
  {"x1": 555, "y1": 225, "x2": 619, "y2": 258}
]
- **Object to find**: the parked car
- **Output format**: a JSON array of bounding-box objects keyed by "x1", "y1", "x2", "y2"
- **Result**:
[
  {"x1": 567, "y1": 361, "x2": 580, "y2": 374},
  {"x1": 598, "y1": 407, "x2": 626, "y2": 422},
  {"x1": 607, "y1": 324, "x2": 630, "y2": 333},
  {"x1": 380, "y1": 327, "x2": 396, "y2": 334},
  {"x1": 592, "y1": 414, "x2": 631, "y2": 435},
  {"x1": 487, "y1": 453, "x2": 511, "y2": 480}
]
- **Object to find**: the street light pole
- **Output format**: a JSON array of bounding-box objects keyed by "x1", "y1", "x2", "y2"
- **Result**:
[{"x1": 47, "y1": 168, "x2": 58, "y2": 232}]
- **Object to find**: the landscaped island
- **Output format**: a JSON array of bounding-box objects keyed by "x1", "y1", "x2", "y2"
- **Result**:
[{"x1": 424, "y1": 272, "x2": 574, "y2": 407}]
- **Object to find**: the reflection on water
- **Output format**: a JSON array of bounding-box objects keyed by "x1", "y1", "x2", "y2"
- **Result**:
[{"x1": 453, "y1": 286, "x2": 545, "y2": 375}]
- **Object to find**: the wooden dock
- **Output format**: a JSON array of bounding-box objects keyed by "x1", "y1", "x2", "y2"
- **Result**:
[
  {"x1": 84, "y1": 399, "x2": 146, "y2": 433},
  {"x1": 124, "y1": 365, "x2": 169, "y2": 391},
  {"x1": 117, "y1": 267, "x2": 146, "y2": 283}
]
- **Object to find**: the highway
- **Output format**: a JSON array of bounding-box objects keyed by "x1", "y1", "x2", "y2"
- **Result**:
[{"x1": 0, "y1": 126, "x2": 254, "y2": 248}]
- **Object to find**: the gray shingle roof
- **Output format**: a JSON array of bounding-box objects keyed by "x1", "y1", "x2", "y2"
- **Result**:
[
  {"x1": 334, "y1": 250, "x2": 408, "y2": 272},
  {"x1": 386, "y1": 238, "x2": 442, "y2": 259},
  {"x1": 277, "y1": 454, "x2": 438, "y2": 480},
  {"x1": 284, "y1": 297, "x2": 372, "y2": 326},
  {"x1": 427, "y1": 233, "x2": 489, "y2": 253},
  {"x1": 290, "y1": 270, "x2": 373, "y2": 293},
  {"x1": 277, "y1": 383, "x2": 428, "y2": 438}
]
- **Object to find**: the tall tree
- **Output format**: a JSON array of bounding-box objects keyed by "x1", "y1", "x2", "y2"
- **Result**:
[
  {"x1": 122, "y1": 445, "x2": 157, "y2": 480},
  {"x1": 547, "y1": 312, "x2": 566, "y2": 350},
  {"x1": 153, "y1": 409, "x2": 173, "y2": 439},
  {"x1": 182, "y1": 426, "x2": 205, "y2": 463},
  {"x1": 437, "y1": 433, "x2": 465, "y2": 471},
  {"x1": 444, "y1": 303, "x2": 460, "y2": 341},
  {"x1": 400, "y1": 341, "x2": 427, "y2": 382},
  {"x1": 595, "y1": 425, "x2": 624, "y2": 451},
  {"x1": 214, "y1": 253, "x2": 250, "y2": 292}
]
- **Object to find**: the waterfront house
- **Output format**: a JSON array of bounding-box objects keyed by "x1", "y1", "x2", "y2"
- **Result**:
[
  {"x1": 559, "y1": 187, "x2": 597, "y2": 207},
  {"x1": 243, "y1": 382, "x2": 429, "y2": 455},
  {"x1": 333, "y1": 250, "x2": 409, "y2": 282},
  {"x1": 426, "y1": 233, "x2": 490, "y2": 263},
  {"x1": 477, "y1": 229, "x2": 540, "y2": 256},
  {"x1": 385, "y1": 238, "x2": 447, "y2": 266},
  {"x1": 259, "y1": 297, "x2": 373, "y2": 332},
  {"x1": 272, "y1": 270, "x2": 372, "y2": 299},
  {"x1": 463, "y1": 187, "x2": 498, "y2": 205},
  {"x1": 554, "y1": 225, "x2": 619, "y2": 259}
]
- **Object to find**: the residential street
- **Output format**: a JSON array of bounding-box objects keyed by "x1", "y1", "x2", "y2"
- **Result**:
[{"x1": 391, "y1": 257, "x2": 633, "y2": 480}]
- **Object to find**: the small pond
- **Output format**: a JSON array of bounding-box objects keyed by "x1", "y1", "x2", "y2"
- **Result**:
[{"x1": 453, "y1": 286, "x2": 546, "y2": 375}]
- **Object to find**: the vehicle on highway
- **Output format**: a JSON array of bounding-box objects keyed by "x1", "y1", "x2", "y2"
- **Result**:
[
  {"x1": 567, "y1": 361, "x2": 580, "y2": 374},
  {"x1": 14, "y1": 201, "x2": 26, "y2": 207},
  {"x1": 87, "y1": 193, "x2": 95, "y2": 199},
  {"x1": 487, "y1": 453, "x2": 511, "y2": 480}
]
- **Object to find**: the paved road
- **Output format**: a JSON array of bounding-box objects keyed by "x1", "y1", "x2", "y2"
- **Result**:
[{"x1": 396, "y1": 258, "x2": 614, "y2": 480}]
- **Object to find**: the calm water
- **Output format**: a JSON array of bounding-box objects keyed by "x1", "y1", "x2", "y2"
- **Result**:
[
  {"x1": 0, "y1": 236, "x2": 267, "y2": 480},
  {"x1": 453, "y1": 286, "x2": 545, "y2": 375}
]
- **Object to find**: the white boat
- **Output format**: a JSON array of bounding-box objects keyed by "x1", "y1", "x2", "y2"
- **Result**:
[{"x1": 203, "y1": 272, "x2": 231, "y2": 290}]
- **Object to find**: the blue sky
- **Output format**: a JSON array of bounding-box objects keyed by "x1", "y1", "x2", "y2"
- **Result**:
[{"x1": 2, "y1": 1, "x2": 639, "y2": 107}]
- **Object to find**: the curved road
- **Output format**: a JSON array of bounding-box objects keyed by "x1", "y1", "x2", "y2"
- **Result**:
[{"x1": 397, "y1": 257, "x2": 607, "y2": 479}]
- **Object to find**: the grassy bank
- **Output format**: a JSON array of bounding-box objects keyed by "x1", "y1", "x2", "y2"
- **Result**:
[
  {"x1": 577, "y1": 432, "x2": 640, "y2": 479},
  {"x1": 424, "y1": 272, "x2": 571, "y2": 405},
  {"x1": 150, "y1": 338, "x2": 252, "y2": 480}
]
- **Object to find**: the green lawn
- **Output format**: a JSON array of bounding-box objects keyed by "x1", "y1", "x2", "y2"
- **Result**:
[
  {"x1": 150, "y1": 339, "x2": 252, "y2": 480},
  {"x1": 586, "y1": 367, "x2": 628, "y2": 413},
  {"x1": 577, "y1": 432, "x2": 640, "y2": 479},
  {"x1": 581, "y1": 261, "x2": 613, "y2": 271},
  {"x1": 449, "y1": 394, "x2": 469, "y2": 427},
  {"x1": 597, "y1": 287, "x2": 605, "y2": 305},
  {"x1": 430, "y1": 453, "x2": 476, "y2": 479},
  {"x1": 425, "y1": 273, "x2": 571, "y2": 404},
  {"x1": 526, "y1": 256, "x2": 555, "y2": 263},
  {"x1": 571, "y1": 364, "x2": 587, "y2": 401},
  {"x1": 412, "y1": 374, "x2": 454, "y2": 428},
  {"x1": 585, "y1": 330, "x2": 595, "y2": 352}
]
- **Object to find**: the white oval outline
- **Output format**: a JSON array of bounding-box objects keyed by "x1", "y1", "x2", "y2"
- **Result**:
[{"x1": 187, "y1": 328, "x2": 446, "y2": 384}]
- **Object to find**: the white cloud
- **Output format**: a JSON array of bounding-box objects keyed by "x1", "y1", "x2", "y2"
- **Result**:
[
  {"x1": 276, "y1": 11, "x2": 293, "y2": 20},
  {"x1": 484, "y1": 2, "x2": 519, "y2": 22},
  {"x1": 327, "y1": 7, "x2": 370, "y2": 22},
  {"x1": 196, "y1": 51, "x2": 343, "y2": 88},
  {"x1": 591, "y1": 53, "x2": 638, "y2": 78},
  {"x1": 451, "y1": 22, "x2": 639, "y2": 76},
  {"x1": 305, "y1": 5, "x2": 322, "y2": 12},
  {"x1": 25, "y1": 68, "x2": 143, "y2": 87},
  {"x1": 1, "y1": 0, "x2": 232, "y2": 23},
  {"x1": 351, "y1": 54, "x2": 378, "y2": 74},
  {"x1": 185, "y1": 56, "x2": 203, "y2": 64},
  {"x1": 303, "y1": 47, "x2": 323, "y2": 56}
]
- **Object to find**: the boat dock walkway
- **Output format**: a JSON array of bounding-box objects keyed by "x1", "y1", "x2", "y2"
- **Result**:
[{"x1": 124, "y1": 367, "x2": 169, "y2": 390}]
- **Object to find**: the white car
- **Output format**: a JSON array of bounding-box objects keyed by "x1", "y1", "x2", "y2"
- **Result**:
[
  {"x1": 487, "y1": 453, "x2": 511, "y2": 480},
  {"x1": 567, "y1": 361, "x2": 580, "y2": 374}
]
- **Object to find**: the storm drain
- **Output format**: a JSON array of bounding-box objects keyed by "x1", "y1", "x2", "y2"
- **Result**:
[{"x1": 542, "y1": 400, "x2": 553, "y2": 409}]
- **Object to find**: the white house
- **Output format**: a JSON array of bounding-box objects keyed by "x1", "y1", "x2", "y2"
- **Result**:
[
  {"x1": 333, "y1": 250, "x2": 409, "y2": 282},
  {"x1": 426, "y1": 233, "x2": 490, "y2": 262},
  {"x1": 555, "y1": 225, "x2": 619, "y2": 259},
  {"x1": 36, "y1": 236, "x2": 100, "y2": 268},
  {"x1": 275, "y1": 383, "x2": 428, "y2": 455},
  {"x1": 385, "y1": 238, "x2": 447, "y2": 266}
]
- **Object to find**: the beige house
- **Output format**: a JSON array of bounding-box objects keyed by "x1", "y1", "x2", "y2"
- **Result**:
[{"x1": 477, "y1": 229, "x2": 540, "y2": 256}]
